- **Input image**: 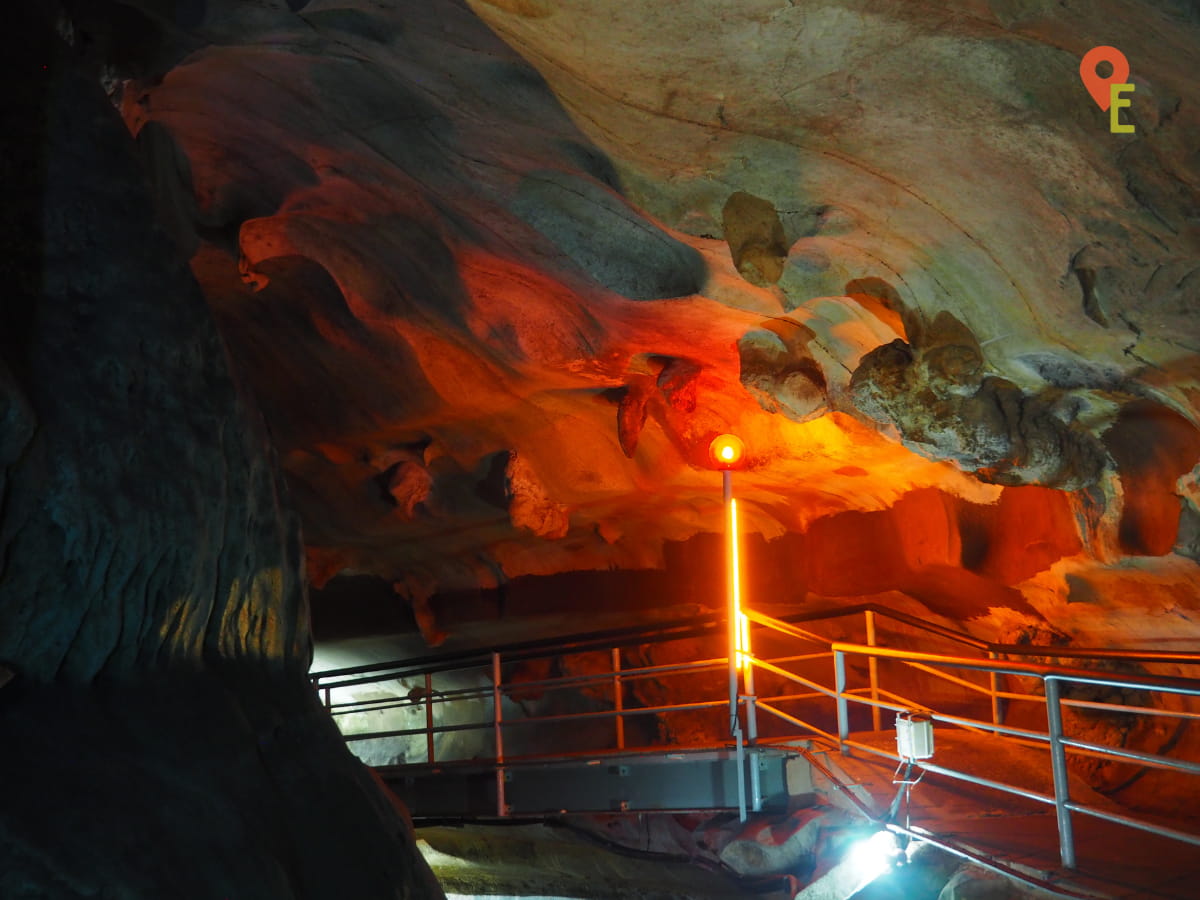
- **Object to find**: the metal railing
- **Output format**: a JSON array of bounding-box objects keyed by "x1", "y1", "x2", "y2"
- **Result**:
[
  {"x1": 311, "y1": 602, "x2": 1200, "y2": 869},
  {"x1": 816, "y1": 640, "x2": 1200, "y2": 869},
  {"x1": 733, "y1": 608, "x2": 1200, "y2": 870}
]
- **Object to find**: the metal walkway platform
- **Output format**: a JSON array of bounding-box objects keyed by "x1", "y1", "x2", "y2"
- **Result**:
[
  {"x1": 380, "y1": 745, "x2": 800, "y2": 819},
  {"x1": 313, "y1": 601, "x2": 1200, "y2": 898}
]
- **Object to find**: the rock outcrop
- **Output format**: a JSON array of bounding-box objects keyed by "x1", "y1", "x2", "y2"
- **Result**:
[
  {"x1": 0, "y1": 10, "x2": 441, "y2": 897},
  {"x1": 850, "y1": 311, "x2": 1109, "y2": 489},
  {"x1": 73, "y1": 0, "x2": 1197, "y2": 619}
]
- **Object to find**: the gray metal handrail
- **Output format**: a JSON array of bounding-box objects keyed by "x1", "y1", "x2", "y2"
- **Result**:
[
  {"x1": 310, "y1": 600, "x2": 1200, "y2": 690},
  {"x1": 821, "y1": 640, "x2": 1200, "y2": 869},
  {"x1": 314, "y1": 601, "x2": 1200, "y2": 869}
]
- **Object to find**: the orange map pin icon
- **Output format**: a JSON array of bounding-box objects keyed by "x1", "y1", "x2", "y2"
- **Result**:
[{"x1": 1080, "y1": 46, "x2": 1129, "y2": 111}]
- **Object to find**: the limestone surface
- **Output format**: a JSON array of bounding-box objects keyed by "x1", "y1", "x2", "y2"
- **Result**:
[{"x1": 83, "y1": 0, "x2": 1198, "y2": 633}]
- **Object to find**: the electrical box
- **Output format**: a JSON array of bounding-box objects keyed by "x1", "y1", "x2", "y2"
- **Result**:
[{"x1": 896, "y1": 711, "x2": 935, "y2": 761}]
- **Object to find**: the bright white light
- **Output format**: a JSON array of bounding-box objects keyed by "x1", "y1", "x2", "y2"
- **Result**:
[{"x1": 846, "y1": 829, "x2": 900, "y2": 885}]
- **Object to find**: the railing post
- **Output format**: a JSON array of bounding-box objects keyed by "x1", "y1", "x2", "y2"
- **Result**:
[
  {"x1": 735, "y1": 727, "x2": 747, "y2": 822},
  {"x1": 750, "y1": 747, "x2": 762, "y2": 813},
  {"x1": 865, "y1": 609, "x2": 881, "y2": 732},
  {"x1": 612, "y1": 647, "x2": 625, "y2": 751},
  {"x1": 835, "y1": 649, "x2": 849, "y2": 754},
  {"x1": 1045, "y1": 677, "x2": 1076, "y2": 869},
  {"x1": 744, "y1": 663, "x2": 758, "y2": 746},
  {"x1": 989, "y1": 651, "x2": 1003, "y2": 735},
  {"x1": 743, "y1": 658, "x2": 761, "y2": 813},
  {"x1": 493, "y1": 651, "x2": 508, "y2": 817},
  {"x1": 323, "y1": 686, "x2": 332, "y2": 712},
  {"x1": 424, "y1": 672, "x2": 435, "y2": 764}
]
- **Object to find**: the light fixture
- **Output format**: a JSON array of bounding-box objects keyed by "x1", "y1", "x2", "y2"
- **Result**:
[
  {"x1": 708, "y1": 433, "x2": 745, "y2": 469},
  {"x1": 896, "y1": 711, "x2": 935, "y2": 761},
  {"x1": 886, "y1": 711, "x2": 933, "y2": 846},
  {"x1": 712, "y1": 430, "x2": 754, "y2": 824},
  {"x1": 847, "y1": 828, "x2": 902, "y2": 884}
]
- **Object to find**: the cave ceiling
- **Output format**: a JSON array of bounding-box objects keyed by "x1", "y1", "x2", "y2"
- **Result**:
[{"x1": 68, "y1": 0, "x2": 1200, "y2": 637}]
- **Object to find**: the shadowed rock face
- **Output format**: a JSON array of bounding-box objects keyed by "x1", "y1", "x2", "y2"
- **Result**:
[
  {"x1": 39, "y1": 2, "x2": 1200, "y2": 648},
  {"x1": 0, "y1": 11, "x2": 441, "y2": 897}
]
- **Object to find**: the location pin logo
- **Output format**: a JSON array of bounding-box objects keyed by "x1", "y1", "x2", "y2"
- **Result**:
[
  {"x1": 1080, "y1": 46, "x2": 1129, "y2": 110},
  {"x1": 1080, "y1": 46, "x2": 1134, "y2": 132}
]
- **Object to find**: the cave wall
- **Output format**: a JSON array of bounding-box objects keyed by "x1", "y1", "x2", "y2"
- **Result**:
[
  {"x1": 27, "y1": 0, "x2": 1193, "y2": 683},
  {"x1": 69, "y1": 0, "x2": 1199, "y2": 640},
  {"x1": 0, "y1": 10, "x2": 440, "y2": 897}
]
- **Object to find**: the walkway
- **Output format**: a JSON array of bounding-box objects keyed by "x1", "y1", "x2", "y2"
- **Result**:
[{"x1": 312, "y1": 602, "x2": 1200, "y2": 899}]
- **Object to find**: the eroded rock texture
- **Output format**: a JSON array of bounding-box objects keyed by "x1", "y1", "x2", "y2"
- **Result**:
[
  {"x1": 72, "y1": 0, "x2": 1190, "y2": 609},
  {"x1": 37, "y1": 0, "x2": 1191, "y2": 659},
  {"x1": 0, "y1": 11, "x2": 440, "y2": 898},
  {"x1": 29, "y1": 0, "x2": 1200, "y2": 754},
  {"x1": 850, "y1": 311, "x2": 1109, "y2": 489}
]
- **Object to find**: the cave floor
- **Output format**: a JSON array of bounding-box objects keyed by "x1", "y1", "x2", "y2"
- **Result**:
[
  {"x1": 830, "y1": 732, "x2": 1200, "y2": 900},
  {"x1": 414, "y1": 821, "x2": 778, "y2": 900}
]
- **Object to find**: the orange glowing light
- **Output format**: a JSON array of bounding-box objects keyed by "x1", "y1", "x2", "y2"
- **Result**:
[
  {"x1": 728, "y1": 497, "x2": 751, "y2": 669},
  {"x1": 738, "y1": 613, "x2": 750, "y2": 670},
  {"x1": 709, "y1": 433, "x2": 746, "y2": 469}
]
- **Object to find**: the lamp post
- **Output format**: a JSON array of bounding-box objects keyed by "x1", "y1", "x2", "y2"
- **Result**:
[
  {"x1": 709, "y1": 433, "x2": 758, "y2": 819},
  {"x1": 709, "y1": 434, "x2": 746, "y2": 736}
]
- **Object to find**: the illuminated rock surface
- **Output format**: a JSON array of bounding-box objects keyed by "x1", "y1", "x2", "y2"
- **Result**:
[{"x1": 83, "y1": 0, "x2": 1197, "y2": 637}]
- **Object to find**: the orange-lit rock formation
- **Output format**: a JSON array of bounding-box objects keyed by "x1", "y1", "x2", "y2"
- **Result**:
[{"x1": 81, "y1": 0, "x2": 1198, "y2": 656}]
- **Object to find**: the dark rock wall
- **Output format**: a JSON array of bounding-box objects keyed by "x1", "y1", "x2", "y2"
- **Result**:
[
  {"x1": 0, "y1": 8, "x2": 306, "y2": 683},
  {"x1": 0, "y1": 11, "x2": 440, "y2": 898}
]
